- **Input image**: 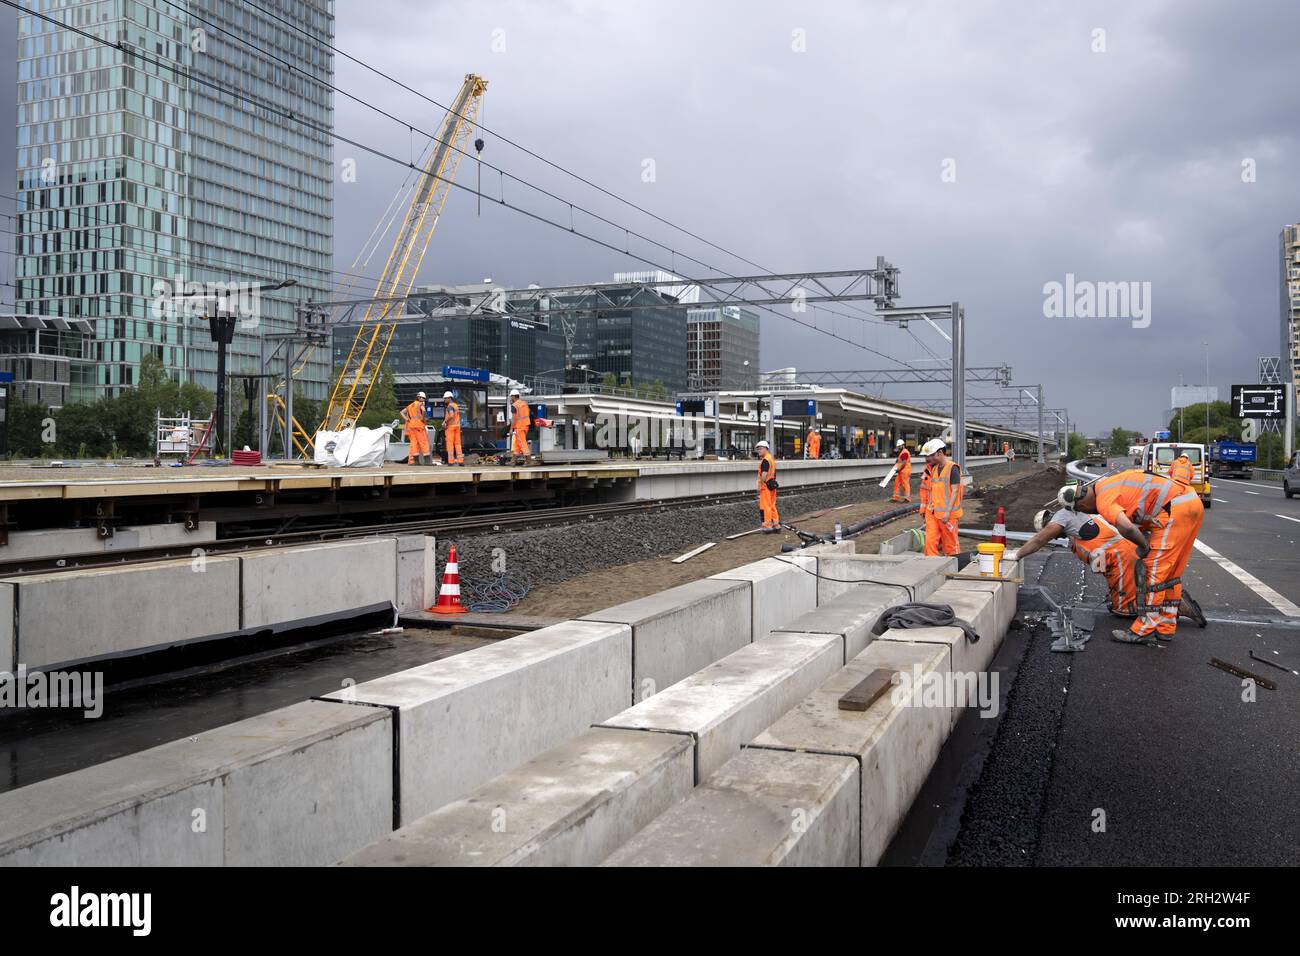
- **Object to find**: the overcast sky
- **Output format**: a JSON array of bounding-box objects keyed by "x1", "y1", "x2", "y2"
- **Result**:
[{"x1": 5, "y1": 1, "x2": 1299, "y2": 435}]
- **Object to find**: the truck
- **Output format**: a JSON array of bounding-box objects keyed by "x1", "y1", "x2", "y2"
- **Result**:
[
  {"x1": 1208, "y1": 441, "x2": 1256, "y2": 479},
  {"x1": 1084, "y1": 442, "x2": 1107, "y2": 465},
  {"x1": 1143, "y1": 442, "x2": 1212, "y2": 509}
]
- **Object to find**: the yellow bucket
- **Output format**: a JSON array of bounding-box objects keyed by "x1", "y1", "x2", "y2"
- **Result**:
[{"x1": 976, "y1": 542, "x2": 1005, "y2": 577}]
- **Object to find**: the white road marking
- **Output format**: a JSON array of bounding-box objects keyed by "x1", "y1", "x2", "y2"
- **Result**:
[
  {"x1": 1213, "y1": 498, "x2": 1229, "y2": 503},
  {"x1": 1193, "y1": 539, "x2": 1300, "y2": 617},
  {"x1": 1243, "y1": 490, "x2": 1260, "y2": 496},
  {"x1": 1276, "y1": 514, "x2": 1300, "y2": 525},
  {"x1": 1213, "y1": 476, "x2": 1273, "y2": 490}
]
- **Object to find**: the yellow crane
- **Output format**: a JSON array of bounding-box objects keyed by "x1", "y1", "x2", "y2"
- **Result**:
[{"x1": 271, "y1": 73, "x2": 487, "y2": 454}]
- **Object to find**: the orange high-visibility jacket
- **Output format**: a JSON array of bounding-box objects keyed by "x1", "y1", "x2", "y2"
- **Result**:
[
  {"x1": 757, "y1": 450, "x2": 777, "y2": 489},
  {"x1": 1093, "y1": 469, "x2": 1184, "y2": 529},
  {"x1": 444, "y1": 399, "x2": 460, "y2": 429},
  {"x1": 1169, "y1": 454, "x2": 1193, "y2": 486},
  {"x1": 511, "y1": 398, "x2": 531, "y2": 433},
  {"x1": 402, "y1": 398, "x2": 427, "y2": 428},
  {"x1": 921, "y1": 458, "x2": 963, "y2": 520}
]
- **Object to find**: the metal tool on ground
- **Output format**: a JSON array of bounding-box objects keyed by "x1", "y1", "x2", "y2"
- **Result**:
[
  {"x1": 1247, "y1": 650, "x2": 1293, "y2": 675},
  {"x1": 1208, "y1": 657, "x2": 1277, "y2": 691},
  {"x1": 1019, "y1": 584, "x2": 1093, "y2": 652}
]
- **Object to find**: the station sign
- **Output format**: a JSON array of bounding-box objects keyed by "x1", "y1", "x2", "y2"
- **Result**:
[
  {"x1": 677, "y1": 399, "x2": 714, "y2": 416},
  {"x1": 777, "y1": 399, "x2": 816, "y2": 417},
  {"x1": 1231, "y1": 383, "x2": 1285, "y2": 419},
  {"x1": 442, "y1": 365, "x2": 490, "y2": 383}
]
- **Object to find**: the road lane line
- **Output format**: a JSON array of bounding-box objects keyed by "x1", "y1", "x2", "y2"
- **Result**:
[
  {"x1": 1276, "y1": 514, "x2": 1300, "y2": 525},
  {"x1": 1213, "y1": 476, "x2": 1275, "y2": 490},
  {"x1": 1243, "y1": 490, "x2": 1260, "y2": 495},
  {"x1": 1213, "y1": 498, "x2": 1229, "y2": 503},
  {"x1": 1193, "y1": 540, "x2": 1300, "y2": 617}
]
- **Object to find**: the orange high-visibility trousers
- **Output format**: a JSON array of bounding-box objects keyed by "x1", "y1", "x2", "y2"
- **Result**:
[
  {"x1": 511, "y1": 427, "x2": 529, "y2": 456},
  {"x1": 893, "y1": 468, "x2": 911, "y2": 502},
  {"x1": 445, "y1": 426, "x2": 463, "y2": 464},
  {"x1": 1100, "y1": 545, "x2": 1140, "y2": 615},
  {"x1": 1130, "y1": 494, "x2": 1204, "y2": 638},
  {"x1": 759, "y1": 486, "x2": 779, "y2": 528},
  {"x1": 406, "y1": 425, "x2": 429, "y2": 462},
  {"x1": 924, "y1": 509, "x2": 959, "y2": 556}
]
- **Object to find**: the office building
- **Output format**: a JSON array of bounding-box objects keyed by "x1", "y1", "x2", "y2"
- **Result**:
[
  {"x1": 1282, "y1": 225, "x2": 1300, "y2": 394},
  {"x1": 687, "y1": 305, "x2": 760, "y2": 390}
]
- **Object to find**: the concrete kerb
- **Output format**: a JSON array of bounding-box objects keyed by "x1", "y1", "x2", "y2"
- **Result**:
[
  {"x1": 709, "y1": 555, "x2": 816, "y2": 641},
  {"x1": 750, "y1": 639, "x2": 954, "y2": 866},
  {"x1": 321, "y1": 619, "x2": 632, "y2": 826},
  {"x1": 879, "y1": 582, "x2": 1000, "y2": 680},
  {"x1": 339, "y1": 727, "x2": 693, "y2": 868},
  {"x1": 601, "y1": 748, "x2": 860, "y2": 867},
  {"x1": 240, "y1": 538, "x2": 398, "y2": 630},
  {"x1": 814, "y1": 553, "x2": 956, "y2": 605},
  {"x1": 596, "y1": 631, "x2": 844, "y2": 784},
  {"x1": 771, "y1": 584, "x2": 912, "y2": 662},
  {"x1": 0, "y1": 700, "x2": 392, "y2": 867}
]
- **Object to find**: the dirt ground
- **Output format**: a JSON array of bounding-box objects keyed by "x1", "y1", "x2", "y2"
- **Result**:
[{"x1": 514, "y1": 463, "x2": 1055, "y2": 619}]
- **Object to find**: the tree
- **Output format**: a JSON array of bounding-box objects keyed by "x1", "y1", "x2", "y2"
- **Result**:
[
  {"x1": 1167, "y1": 400, "x2": 1234, "y2": 445},
  {"x1": 55, "y1": 403, "x2": 115, "y2": 457},
  {"x1": 6, "y1": 401, "x2": 54, "y2": 457},
  {"x1": 1067, "y1": 432, "x2": 1088, "y2": 461},
  {"x1": 357, "y1": 364, "x2": 398, "y2": 429},
  {"x1": 1107, "y1": 427, "x2": 1139, "y2": 455}
]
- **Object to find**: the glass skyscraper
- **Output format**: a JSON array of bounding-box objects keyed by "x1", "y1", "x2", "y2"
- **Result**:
[{"x1": 13, "y1": 0, "x2": 334, "y2": 401}]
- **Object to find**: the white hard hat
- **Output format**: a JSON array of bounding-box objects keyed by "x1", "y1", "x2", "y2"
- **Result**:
[
  {"x1": 1033, "y1": 508, "x2": 1051, "y2": 532},
  {"x1": 920, "y1": 438, "x2": 947, "y2": 456},
  {"x1": 416, "y1": 391, "x2": 426, "y2": 399},
  {"x1": 895, "y1": 439, "x2": 905, "y2": 448},
  {"x1": 1056, "y1": 484, "x2": 1080, "y2": 510},
  {"x1": 755, "y1": 440, "x2": 770, "y2": 450},
  {"x1": 509, "y1": 389, "x2": 520, "y2": 397},
  {"x1": 442, "y1": 391, "x2": 454, "y2": 399}
]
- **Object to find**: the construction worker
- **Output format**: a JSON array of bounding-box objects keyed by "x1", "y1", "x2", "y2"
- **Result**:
[
  {"x1": 401, "y1": 391, "x2": 431, "y2": 465},
  {"x1": 806, "y1": 426, "x2": 821, "y2": 460},
  {"x1": 755, "y1": 439, "x2": 779, "y2": 533},
  {"x1": 1013, "y1": 505, "x2": 1206, "y2": 625},
  {"x1": 866, "y1": 431, "x2": 876, "y2": 458},
  {"x1": 918, "y1": 437, "x2": 962, "y2": 557},
  {"x1": 1169, "y1": 453, "x2": 1193, "y2": 487},
  {"x1": 509, "y1": 389, "x2": 532, "y2": 460},
  {"x1": 890, "y1": 439, "x2": 912, "y2": 502},
  {"x1": 442, "y1": 390, "x2": 464, "y2": 466},
  {"x1": 1073, "y1": 470, "x2": 1205, "y2": 644}
]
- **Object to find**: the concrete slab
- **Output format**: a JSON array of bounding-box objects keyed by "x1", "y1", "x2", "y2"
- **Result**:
[
  {"x1": 598, "y1": 631, "x2": 843, "y2": 783},
  {"x1": 0, "y1": 583, "x2": 12, "y2": 676},
  {"x1": 0, "y1": 521, "x2": 217, "y2": 561},
  {"x1": 581, "y1": 578, "x2": 750, "y2": 701},
  {"x1": 340, "y1": 727, "x2": 692, "y2": 867},
  {"x1": 801, "y1": 540, "x2": 856, "y2": 558},
  {"x1": 1, "y1": 556, "x2": 241, "y2": 669},
  {"x1": 709, "y1": 555, "x2": 816, "y2": 641},
  {"x1": 322, "y1": 620, "x2": 632, "y2": 825},
  {"x1": 240, "y1": 538, "x2": 398, "y2": 629},
  {"x1": 601, "y1": 748, "x2": 859, "y2": 867},
  {"x1": 895, "y1": 583, "x2": 1000, "y2": 675},
  {"x1": 395, "y1": 534, "x2": 436, "y2": 614},
  {"x1": 751, "y1": 640, "x2": 953, "y2": 865},
  {"x1": 0, "y1": 700, "x2": 391, "y2": 866},
  {"x1": 815, "y1": 553, "x2": 955, "y2": 605},
  {"x1": 771, "y1": 583, "x2": 909, "y2": 661},
  {"x1": 939, "y1": 569, "x2": 1018, "y2": 636}
]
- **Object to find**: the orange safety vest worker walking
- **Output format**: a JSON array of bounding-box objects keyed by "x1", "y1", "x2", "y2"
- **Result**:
[
  {"x1": 806, "y1": 427, "x2": 821, "y2": 460},
  {"x1": 402, "y1": 391, "x2": 430, "y2": 465},
  {"x1": 891, "y1": 440, "x2": 911, "y2": 502},
  {"x1": 755, "y1": 439, "x2": 779, "y2": 532},
  {"x1": 509, "y1": 389, "x2": 531, "y2": 459},
  {"x1": 918, "y1": 437, "x2": 962, "y2": 557},
  {"x1": 1073, "y1": 469, "x2": 1205, "y2": 644},
  {"x1": 442, "y1": 390, "x2": 464, "y2": 465}
]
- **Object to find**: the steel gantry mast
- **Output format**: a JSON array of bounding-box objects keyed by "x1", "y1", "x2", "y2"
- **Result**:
[{"x1": 319, "y1": 73, "x2": 488, "y2": 434}]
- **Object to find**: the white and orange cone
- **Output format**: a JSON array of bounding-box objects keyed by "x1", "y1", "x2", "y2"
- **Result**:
[{"x1": 429, "y1": 544, "x2": 468, "y2": 614}]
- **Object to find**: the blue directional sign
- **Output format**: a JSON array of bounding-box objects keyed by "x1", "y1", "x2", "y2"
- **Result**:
[{"x1": 442, "y1": 365, "x2": 490, "y2": 383}]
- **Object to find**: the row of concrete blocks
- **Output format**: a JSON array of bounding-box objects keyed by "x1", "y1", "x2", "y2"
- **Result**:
[
  {"x1": 0, "y1": 545, "x2": 997, "y2": 866},
  {"x1": 340, "y1": 561, "x2": 1017, "y2": 867},
  {"x1": 0, "y1": 536, "x2": 436, "y2": 673}
]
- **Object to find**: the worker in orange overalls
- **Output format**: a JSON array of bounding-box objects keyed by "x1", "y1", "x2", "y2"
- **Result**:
[
  {"x1": 441, "y1": 390, "x2": 464, "y2": 466},
  {"x1": 1074, "y1": 468, "x2": 1205, "y2": 644},
  {"x1": 866, "y1": 431, "x2": 876, "y2": 458},
  {"x1": 401, "y1": 391, "x2": 430, "y2": 465},
  {"x1": 890, "y1": 439, "x2": 911, "y2": 502},
  {"x1": 918, "y1": 437, "x2": 962, "y2": 556},
  {"x1": 755, "y1": 439, "x2": 779, "y2": 532},
  {"x1": 1169, "y1": 453, "x2": 1193, "y2": 487},
  {"x1": 509, "y1": 389, "x2": 532, "y2": 460},
  {"x1": 806, "y1": 426, "x2": 821, "y2": 460}
]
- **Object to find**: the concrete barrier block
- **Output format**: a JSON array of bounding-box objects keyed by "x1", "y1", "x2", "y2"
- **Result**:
[
  {"x1": 3, "y1": 557, "x2": 241, "y2": 669},
  {"x1": 241, "y1": 538, "x2": 397, "y2": 629},
  {"x1": 0, "y1": 700, "x2": 391, "y2": 866},
  {"x1": 601, "y1": 748, "x2": 859, "y2": 867},
  {"x1": 801, "y1": 540, "x2": 855, "y2": 558},
  {"x1": 751, "y1": 640, "x2": 952, "y2": 866},
  {"x1": 582, "y1": 579, "x2": 750, "y2": 701},
  {"x1": 912, "y1": 583, "x2": 1001, "y2": 673},
  {"x1": 323, "y1": 620, "x2": 632, "y2": 825},
  {"x1": 940, "y1": 572, "x2": 1017, "y2": 636},
  {"x1": 771, "y1": 584, "x2": 909, "y2": 662},
  {"x1": 0, "y1": 584, "x2": 13, "y2": 675},
  {"x1": 598, "y1": 631, "x2": 843, "y2": 783},
  {"x1": 395, "y1": 534, "x2": 437, "y2": 613},
  {"x1": 709, "y1": 555, "x2": 816, "y2": 641},
  {"x1": 878, "y1": 529, "x2": 922, "y2": 556},
  {"x1": 340, "y1": 727, "x2": 693, "y2": 867},
  {"x1": 815, "y1": 554, "x2": 955, "y2": 605}
]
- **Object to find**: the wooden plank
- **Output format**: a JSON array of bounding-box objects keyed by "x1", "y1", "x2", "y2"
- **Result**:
[
  {"x1": 726, "y1": 528, "x2": 765, "y2": 540},
  {"x1": 944, "y1": 571, "x2": 1024, "y2": 584},
  {"x1": 671, "y1": 542, "x2": 716, "y2": 564},
  {"x1": 838, "y1": 668, "x2": 896, "y2": 711}
]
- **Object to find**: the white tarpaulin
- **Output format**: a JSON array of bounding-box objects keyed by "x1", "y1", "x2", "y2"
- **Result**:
[{"x1": 313, "y1": 425, "x2": 393, "y2": 467}]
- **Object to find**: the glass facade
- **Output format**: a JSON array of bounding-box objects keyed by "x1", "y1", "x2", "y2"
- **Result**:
[
  {"x1": 687, "y1": 305, "x2": 759, "y2": 390},
  {"x1": 561, "y1": 285, "x2": 688, "y2": 392},
  {"x1": 14, "y1": 0, "x2": 334, "y2": 402}
]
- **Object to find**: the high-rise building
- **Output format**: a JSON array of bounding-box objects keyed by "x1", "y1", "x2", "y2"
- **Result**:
[
  {"x1": 1281, "y1": 225, "x2": 1300, "y2": 393},
  {"x1": 687, "y1": 305, "x2": 759, "y2": 391},
  {"x1": 13, "y1": 0, "x2": 334, "y2": 403}
]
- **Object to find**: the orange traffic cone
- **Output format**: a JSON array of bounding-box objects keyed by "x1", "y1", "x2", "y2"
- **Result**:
[{"x1": 429, "y1": 544, "x2": 468, "y2": 614}]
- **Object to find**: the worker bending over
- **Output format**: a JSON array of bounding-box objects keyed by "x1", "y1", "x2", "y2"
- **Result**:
[
  {"x1": 402, "y1": 391, "x2": 431, "y2": 466},
  {"x1": 806, "y1": 427, "x2": 821, "y2": 460},
  {"x1": 509, "y1": 389, "x2": 531, "y2": 460},
  {"x1": 1013, "y1": 500, "x2": 1206, "y2": 626},
  {"x1": 891, "y1": 439, "x2": 911, "y2": 502},
  {"x1": 1073, "y1": 469, "x2": 1204, "y2": 644},
  {"x1": 442, "y1": 390, "x2": 464, "y2": 466},
  {"x1": 755, "y1": 439, "x2": 779, "y2": 533},
  {"x1": 919, "y1": 437, "x2": 962, "y2": 556}
]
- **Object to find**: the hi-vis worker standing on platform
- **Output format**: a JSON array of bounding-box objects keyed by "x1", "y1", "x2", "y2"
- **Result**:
[
  {"x1": 402, "y1": 391, "x2": 430, "y2": 466},
  {"x1": 442, "y1": 390, "x2": 464, "y2": 466},
  {"x1": 918, "y1": 437, "x2": 962, "y2": 556},
  {"x1": 1073, "y1": 468, "x2": 1205, "y2": 644},
  {"x1": 755, "y1": 439, "x2": 779, "y2": 533},
  {"x1": 806, "y1": 427, "x2": 821, "y2": 460},
  {"x1": 890, "y1": 439, "x2": 911, "y2": 502},
  {"x1": 509, "y1": 389, "x2": 531, "y2": 460}
]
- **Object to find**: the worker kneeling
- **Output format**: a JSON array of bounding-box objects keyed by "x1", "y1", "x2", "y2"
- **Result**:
[
  {"x1": 919, "y1": 438, "x2": 962, "y2": 556},
  {"x1": 755, "y1": 439, "x2": 780, "y2": 533},
  {"x1": 1014, "y1": 505, "x2": 1206, "y2": 626},
  {"x1": 1072, "y1": 470, "x2": 1205, "y2": 644}
]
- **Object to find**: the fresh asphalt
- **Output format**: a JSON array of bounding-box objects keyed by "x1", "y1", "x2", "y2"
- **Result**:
[{"x1": 889, "y1": 459, "x2": 1300, "y2": 866}]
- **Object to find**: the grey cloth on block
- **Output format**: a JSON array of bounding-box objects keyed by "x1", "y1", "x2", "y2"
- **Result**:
[{"x1": 872, "y1": 602, "x2": 980, "y2": 644}]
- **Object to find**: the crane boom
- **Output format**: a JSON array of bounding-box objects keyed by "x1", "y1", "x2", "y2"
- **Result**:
[{"x1": 320, "y1": 73, "x2": 487, "y2": 433}]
